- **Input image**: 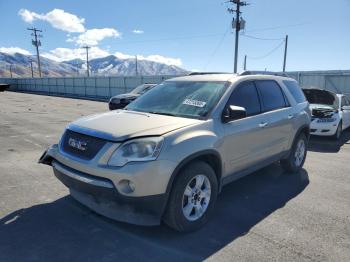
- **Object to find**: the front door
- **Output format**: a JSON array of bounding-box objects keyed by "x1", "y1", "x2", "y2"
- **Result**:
[{"x1": 221, "y1": 81, "x2": 277, "y2": 175}]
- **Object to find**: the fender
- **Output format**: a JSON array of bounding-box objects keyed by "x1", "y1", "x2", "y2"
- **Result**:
[
  {"x1": 283, "y1": 124, "x2": 310, "y2": 159},
  {"x1": 159, "y1": 149, "x2": 223, "y2": 217}
]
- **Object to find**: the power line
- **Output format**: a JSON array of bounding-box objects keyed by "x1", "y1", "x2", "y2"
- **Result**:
[
  {"x1": 241, "y1": 34, "x2": 284, "y2": 41},
  {"x1": 114, "y1": 33, "x2": 227, "y2": 45},
  {"x1": 27, "y1": 27, "x2": 42, "y2": 78},
  {"x1": 245, "y1": 22, "x2": 309, "y2": 33},
  {"x1": 247, "y1": 39, "x2": 285, "y2": 60},
  {"x1": 204, "y1": 27, "x2": 231, "y2": 70}
]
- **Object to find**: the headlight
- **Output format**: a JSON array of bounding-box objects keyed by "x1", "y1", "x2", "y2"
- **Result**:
[
  {"x1": 108, "y1": 137, "x2": 164, "y2": 167},
  {"x1": 317, "y1": 118, "x2": 337, "y2": 123}
]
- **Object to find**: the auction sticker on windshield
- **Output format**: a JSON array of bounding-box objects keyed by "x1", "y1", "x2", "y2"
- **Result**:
[{"x1": 182, "y1": 99, "x2": 206, "y2": 108}]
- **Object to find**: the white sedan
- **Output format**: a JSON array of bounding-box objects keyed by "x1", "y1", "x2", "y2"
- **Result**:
[{"x1": 303, "y1": 88, "x2": 350, "y2": 139}]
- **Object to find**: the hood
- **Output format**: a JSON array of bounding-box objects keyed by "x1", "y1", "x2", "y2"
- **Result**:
[
  {"x1": 303, "y1": 89, "x2": 336, "y2": 106},
  {"x1": 67, "y1": 110, "x2": 201, "y2": 141}
]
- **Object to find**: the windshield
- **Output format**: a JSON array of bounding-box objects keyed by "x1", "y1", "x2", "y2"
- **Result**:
[{"x1": 126, "y1": 81, "x2": 228, "y2": 118}]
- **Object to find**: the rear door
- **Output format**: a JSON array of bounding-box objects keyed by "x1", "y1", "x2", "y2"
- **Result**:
[{"x1": 255, "y1": 80, "x2": 293, "y2": 155}]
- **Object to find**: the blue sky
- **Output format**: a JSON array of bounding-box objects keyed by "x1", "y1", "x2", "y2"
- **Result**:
[{"x1": 0, "y1": 0, "x2": 350, "y2": 72}]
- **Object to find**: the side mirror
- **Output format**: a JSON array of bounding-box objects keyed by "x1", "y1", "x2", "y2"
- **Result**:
[{"x1": 222, "y1": 105, "x2": 247, "y2": 123}]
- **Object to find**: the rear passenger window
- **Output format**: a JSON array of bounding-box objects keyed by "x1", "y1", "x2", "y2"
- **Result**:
[
  {"x1": 228, "y1": 81, "x2": 261, "y2": 116},
  {"x1": 255, "y1": 80, "x2": 287, "y2": 112},
  {"x1": 283, "y1": 80, "x2": 306, "y2": 103}
]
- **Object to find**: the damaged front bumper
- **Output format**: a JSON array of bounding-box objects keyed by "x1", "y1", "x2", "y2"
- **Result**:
[{"x1": 38, "y1": 145, "x2": 172, "y2": 226}]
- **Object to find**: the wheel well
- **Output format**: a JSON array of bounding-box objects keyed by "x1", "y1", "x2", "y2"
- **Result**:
[
  {"x1": 166, "y1": 152, "x2": 223, "y2": 195},
  {"x1": 194, "y1": 154, "x2": 222, "y2": 185},
  {"x1": 299, "y1": 125, "x2": 310, "y2": 139},
  {"x1": 299, "y1": 126, "x2": 310, "y2": 138}
]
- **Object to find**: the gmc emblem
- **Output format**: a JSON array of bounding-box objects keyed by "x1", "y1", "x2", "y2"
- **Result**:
[{"x1": 68, "y1": 138, "x2": 88, "y2": 151}]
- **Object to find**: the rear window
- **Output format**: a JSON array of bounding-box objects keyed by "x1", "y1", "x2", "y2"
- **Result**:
[
  {"x1": 283, "y1": 80, "x2": 306, "y2": 103},
  {"x1": 255, "y1": 80, "x2": 287, "y2": 112}
]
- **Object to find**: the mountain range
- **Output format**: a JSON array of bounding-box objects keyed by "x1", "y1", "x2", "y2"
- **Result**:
[{"x1": 0, "y1": 52, "x2": 188, "y2": 77}]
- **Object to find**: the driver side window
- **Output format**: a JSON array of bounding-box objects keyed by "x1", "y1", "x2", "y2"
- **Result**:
[{"x1": 227, "y1": 81, "x2": 261, "y2": 117}]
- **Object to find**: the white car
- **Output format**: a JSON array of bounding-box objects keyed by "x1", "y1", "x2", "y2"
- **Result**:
[{"x1": 303, "y1": 88, "x2": 350, "y2": 139}]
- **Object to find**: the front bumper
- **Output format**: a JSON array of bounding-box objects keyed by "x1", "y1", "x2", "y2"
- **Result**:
[
  {"x1": 39, "y1": 144, "x2": 177, "y2": 225},
  {"x1": 310, "y1": 120, "x2": 338, "y2": 136}
]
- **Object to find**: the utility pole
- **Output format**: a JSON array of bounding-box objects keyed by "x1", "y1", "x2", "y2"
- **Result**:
[
  {"x1": 243, "y1": 55, "x2": 247, "y2": 71},
  {"x1": 9, "y1": 65, "x2": 13, "y2": 78},
  {"x1": 82, "y1": 46, "x2": 91, "y2": 77},
  {"x1": 228, "y1": 0, "x2": 248, "y2": 73},
  {"x1": 135, "y1": 55, "x2": 138, "y2": 76},
  {"x1": 27, "y1": 27, "x2": 42, "y2": 78},
  {"x1": 283, "y1": 34, "x2": 288, "y2": 72},
  {"x1": 30, "y1": 60, "x2": 34, "y2": 78}
]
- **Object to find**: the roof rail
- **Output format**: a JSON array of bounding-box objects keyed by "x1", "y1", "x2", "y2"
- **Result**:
[
  {"x1": 239, "y1": 71, "x2": 290, "y2": 77},
  {"x1": 188, "y1": 72, "x2": 231, "y2": 76}
]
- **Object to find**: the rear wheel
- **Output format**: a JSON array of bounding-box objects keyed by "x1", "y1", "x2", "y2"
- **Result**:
[
  {"x1": 163, "y1": 161, "x2": 218, "y2": 232},
  {"x1": 281, "y1": 133, "x2": 307, "y2": 173}
]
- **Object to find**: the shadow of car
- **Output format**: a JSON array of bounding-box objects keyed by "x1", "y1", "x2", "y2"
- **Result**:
[
  {"x1": 0, "y1": 163, "x2": 309, "y2": 262},
  {"x1": 0, "y1": 84, "x2": 10, "y2": 92},
  {"x1": 308, "y1": 128, "x2": 350, "y2": 153}
]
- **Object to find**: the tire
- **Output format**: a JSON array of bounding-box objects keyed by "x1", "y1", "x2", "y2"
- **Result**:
[
  {"x1": 281, "y1": 133, "x2": 307, "y2": 173},
  {"x1": 332, "y1": 121, "x2": 342, "y2": 140},
  {"x1": 163, "y1": 161, "x2": 218, "y2": 232}
]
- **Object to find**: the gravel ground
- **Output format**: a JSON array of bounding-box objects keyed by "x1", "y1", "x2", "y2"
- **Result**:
[{"x1": 0, "y1": 91, "x2": 349, "y2": 262}]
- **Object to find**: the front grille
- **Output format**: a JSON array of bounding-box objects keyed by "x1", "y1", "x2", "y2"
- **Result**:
[
  {"x1": 310, "y1": 129, "x2": 317, "y2": 133},
  {"x1": 61, "y1": 129, "x2": 107, "y2": 160}
]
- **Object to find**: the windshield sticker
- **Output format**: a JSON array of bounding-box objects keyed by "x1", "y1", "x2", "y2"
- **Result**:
[{"x1": 182, "y1": 99, "x2": 206, "y2": 108}]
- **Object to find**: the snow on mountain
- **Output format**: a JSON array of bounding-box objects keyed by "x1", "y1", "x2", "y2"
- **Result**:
[
  {"x1": 0, "y1": 52, "x2": 188, "y2": 77},
  {"x1": 63, "y1": 55, "x2": 188, "y2": 76}
]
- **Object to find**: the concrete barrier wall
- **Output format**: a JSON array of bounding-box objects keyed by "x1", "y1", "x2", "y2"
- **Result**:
[
  {"x1": 0, "y1": 75, "x2": 177, "y2": 100},
  {"x1": 2, "y1": 70, "x2": 350, "y2": 100}
]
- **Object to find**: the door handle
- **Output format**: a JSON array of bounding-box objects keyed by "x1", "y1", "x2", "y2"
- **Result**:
[
  {"x1": 259, "y1": 122, "x2": 268, "y2": 128},
  {"x1": 288, "y1": 114, "x2": 294, "y2": 119}
]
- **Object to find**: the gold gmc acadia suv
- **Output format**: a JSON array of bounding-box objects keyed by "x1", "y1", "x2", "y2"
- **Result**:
[{"x1": 40, "y1": 72, "x2": 311, "y2": 232}]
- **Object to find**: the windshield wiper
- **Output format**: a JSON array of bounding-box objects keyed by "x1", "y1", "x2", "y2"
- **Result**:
[{"x1": 148, "y1": 111, "x2": 177, "y2": 117}]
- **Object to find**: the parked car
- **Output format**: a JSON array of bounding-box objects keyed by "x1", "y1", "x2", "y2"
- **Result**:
[
  {"x1": 303, "y1": 88, "x2": 350, "y2": 139},
  {"x1": 39, "y1": 73, "x2": 310, "y2": 232},
  {"x1": 108, "y1": 84, "x2": 157, "y2": 110}
]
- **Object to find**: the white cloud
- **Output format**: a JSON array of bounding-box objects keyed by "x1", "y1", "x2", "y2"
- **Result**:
[
  {"x1": 114, "y1": 52, "x2": 134, "y2": 60},
  {"x1": 18, "y1": 9, "x2": 39, "y2": 23},
  {"x1": 138, "y1": 54, "x2": 182, "y2": 66},
  {"x1": 69, "y1": 28, "x2": 121, "y2": 46},
  {"x1": 114, "y1": 52, "x2": 182, "y2": 66},
  {"x1": 18, "y1": 8, "x2": 85, "y2": 33},
  {"x1": 132, "y1": 29, "x2": 144, "y2": 34},
  {"x1": 0, "y1": 47, "x2": 31, "y2": 55},
  {"x1": 42, "y1": 47, "x2": 110, "y2": 62}
]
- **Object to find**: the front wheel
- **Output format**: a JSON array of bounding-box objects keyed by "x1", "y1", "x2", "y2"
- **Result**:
[
  {"x1": 281, "y1": 133, "x2": 307, "y2": 173},
  {"x1": 163, "y1": 161, "x2": 218, "y2": 232},
  {"x1": 333, "y1": 121, "x2": 342, "y2": 140}
]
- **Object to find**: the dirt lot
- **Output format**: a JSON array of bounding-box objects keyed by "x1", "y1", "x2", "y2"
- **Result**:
[{"x1": 0, "y1": 91, "x2": 349, "y2": 262}]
